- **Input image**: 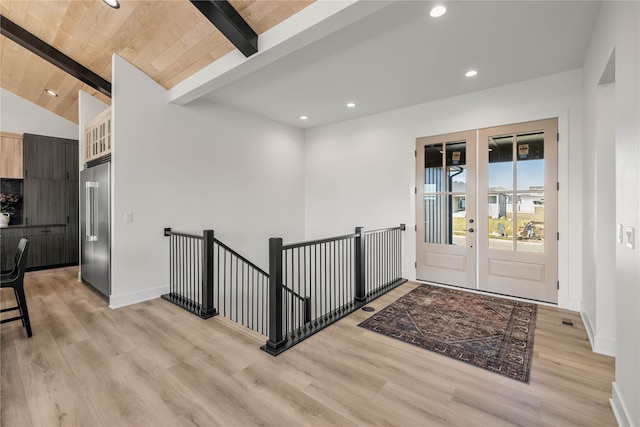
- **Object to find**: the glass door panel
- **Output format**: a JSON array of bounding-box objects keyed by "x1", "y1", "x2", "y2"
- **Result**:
[
  {"x1": 487, "y1": 134, "x2": 513, "y2": 249},
  {"x1": 423, "y1": 140, "x2": 467, "y2": 246},
  {"x1": 423, "y1": 195, "x2": 442, "y2": 244},
  {"x1": 516, "y1": 131, "x2": 545, "y2": 253}
]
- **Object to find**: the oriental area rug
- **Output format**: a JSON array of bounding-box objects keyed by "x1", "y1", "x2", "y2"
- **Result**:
[{"x1": 358, "y1": 284, "x2": 537, "y2": 383}]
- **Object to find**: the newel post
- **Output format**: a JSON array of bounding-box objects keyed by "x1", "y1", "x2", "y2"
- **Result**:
[
  {"x1": 200, "y1": 229, "x2": 217, "y2": 319},
  {"x1": 354, "y1": 226, "x2": 366, "y2": 302},
  {"x1": 264, "y1": 237, "x2": 286, "y2": 355}
]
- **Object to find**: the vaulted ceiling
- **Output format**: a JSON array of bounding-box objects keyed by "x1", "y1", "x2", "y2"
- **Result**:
[{"x1": 0, "y1": 0, "x2": 313, "y2": 124}]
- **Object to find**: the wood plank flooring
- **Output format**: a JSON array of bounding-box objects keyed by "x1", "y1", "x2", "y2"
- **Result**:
[{"x1": 1, "y1": 267, "x2": 616, "y2": 426}]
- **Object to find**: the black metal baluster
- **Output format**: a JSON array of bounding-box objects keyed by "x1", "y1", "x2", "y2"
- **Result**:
[
  {"x1": 339, "y1": 239, "x2": 343, "y2": 312},
  {"x1": 331, "y1": 241, "x2": 340, "y2": 316},
  {"x1": 191, "y1": 237, "x2": 195, "y2": 309},
  {"x1": 169, "y1": 236, "x2": 174, "y2": 296},
  {"x1": 303, "y1": 246, "x2": 308, "y2": 329},
  {"x1": 314, "y1": 244, "x2": 318, "y2": 325},
  {"x1": 181, "y1": 236, "x2": 185, "y2": 305},
  {"x1": 297, "y1": 249, "x2": 301, "y2": 333},
  {"x1": 250, "y1": 267, "x2": 254, "y2": 331},
  {"x1": 354, "y1": 227, "x2": 364, "y2": 302},
  {"x1": 323, "y1": 242, "x2": 328, "y2": 321}
]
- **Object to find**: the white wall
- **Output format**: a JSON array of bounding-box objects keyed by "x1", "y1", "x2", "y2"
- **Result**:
[
  {"x1": 305, "y1": 69, "x2": 583, "y2": 310},
  {"x1": 582, "y1": 2, "x2": 640, "y2": 426},
  {"x1": 0, "y1": 88, "x2": 78, "y2": 139},
  {"x1": 109, "y1": 55, "x2": 306, "y2": 308}
]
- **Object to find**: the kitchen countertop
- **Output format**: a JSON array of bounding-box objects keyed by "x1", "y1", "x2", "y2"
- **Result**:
[{"x1": 1, "y1": 224, "x2": 67, "y2": 229}]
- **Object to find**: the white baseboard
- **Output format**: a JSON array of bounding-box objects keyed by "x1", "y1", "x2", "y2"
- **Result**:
[
  {"x1": 611, "y1": 381, "x2": 634, "y2": 427},
  {"x1": 109, "y1": 284, "x2": 170, "y2": 309},
  {"x1": 580, "y1": 310, "x2": 616, "y2": 357},
  {"x1": 581, "y1": 310, "x2": 596, "y2": 350}
]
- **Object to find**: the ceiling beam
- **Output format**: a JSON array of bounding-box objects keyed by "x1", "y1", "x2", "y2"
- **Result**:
[
  {"x1": 190, "y1": 0, "x2": 258, "y2": 58},
  {"x1": 0, "y1": 15, "x2": 111, "y2": 98}
]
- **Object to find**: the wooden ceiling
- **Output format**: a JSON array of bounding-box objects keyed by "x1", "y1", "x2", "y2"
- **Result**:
[{"x1": 0, "y1": 0, "x2": 313, "y2": 124}]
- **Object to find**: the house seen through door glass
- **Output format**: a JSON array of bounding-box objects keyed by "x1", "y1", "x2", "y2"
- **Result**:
[{"x1": 487, "y1": 131, "x2": 545, "y2": 253}]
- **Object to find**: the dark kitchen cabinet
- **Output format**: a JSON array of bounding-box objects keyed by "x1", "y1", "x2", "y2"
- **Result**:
[
  {"x1": 23, "y1": 179, "x2": 66, "y2": 225},
  {"x1": 66, "y1": 178, "x2": 79, "y2": 264},
  {"x1": 0, "y1": 228, "x2": 24, "y2": 272},
  {"x1": 25, "y1": 226, "x2": 66, "y2": 269},
  {"x1": 23, "y1": 134, "x2": 66, "y2": 180},
  {"x1": 65, "y1": 143, "x2": 79, "y2": 182},
  {"x1": 19, "y1": 134, "x2": 79, "y2": 268}
]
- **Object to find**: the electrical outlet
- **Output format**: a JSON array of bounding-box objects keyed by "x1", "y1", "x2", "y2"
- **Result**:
[
  {"x1": 626, "y1": 226, "x2": 635, "y2": 249},
  {"x1": 124, "y1": 212, "x2": 134, "y2": 223}
]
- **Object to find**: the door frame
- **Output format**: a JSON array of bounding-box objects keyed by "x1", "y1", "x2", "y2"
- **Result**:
[{"x1": 416, "y1": 118, "x2": 559, "y2": 303}]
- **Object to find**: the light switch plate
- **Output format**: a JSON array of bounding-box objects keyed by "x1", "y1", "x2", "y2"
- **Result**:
[
  {"x1": 617, "y1": 223, "x2": 623, "y2": 243},
  {"x1": 626, "y1": 226, "x2": 635, "y2": 249}
]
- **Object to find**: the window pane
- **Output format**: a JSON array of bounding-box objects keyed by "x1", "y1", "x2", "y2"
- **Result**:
[
  {"x1": 488, "y1": 134, "x2": 513, "y2": 191},
  {"x1": 424, "y1": 143, "x2": 443, "y2": 193},
  {"x1": 516, "y1": 131, "x2": 544, "y2": 191},
  {"x1": 424, "y1": 195, "x2": 442, "y2": 243},
  {"x1": 516, "y1": 192, "x2": 545, "y2": 253},
  {"x1": 446, "y1": 140, "x2": 467, "y2": 192},
  {"x1": 488, "y1": 193, "x2": 513, "y2": 250},
  {"x1": 449, "y1": 194, "x2": 466, "y2": 246}
]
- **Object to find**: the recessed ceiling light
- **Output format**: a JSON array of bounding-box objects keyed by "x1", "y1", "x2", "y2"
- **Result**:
[
  {"x1": 465, "y1": 70, "x2": 478, "y2": 77},
  {"x1": 347, "y1": 102, "x2": 356, "y2": 108},
  {"x1": 44, "y1": 89, "x2": 58, "y2": 97},
  {"x1": 300, "y1": 115, "x2": 308, "y2": 120},
  {"x1": 430, "y1": 5, "x2": 447, "y2": 18},
  {"x1": 103, "y1": 0, "x2": 120, "y2": 9}
]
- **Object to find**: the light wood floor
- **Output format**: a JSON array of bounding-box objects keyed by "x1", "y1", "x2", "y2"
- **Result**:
[{"x1": 1, "y1": 267, "x2": 616, "y2": 426}]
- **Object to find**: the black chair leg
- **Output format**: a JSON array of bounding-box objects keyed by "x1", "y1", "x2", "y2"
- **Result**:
[
  {"x1": 14, "y1": 286, "x2": 32, "y2": 337},
  {"x1": 13, "y1": 288, "x2": 26, "y2": 328}
]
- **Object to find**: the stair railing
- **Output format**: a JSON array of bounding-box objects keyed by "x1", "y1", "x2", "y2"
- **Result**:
[
  {"x1": 262, "y1": 224, "x2": 406, "y2": 355},
  {"x1": 163, "y1": 224, "x2": 406, "y2": 354}
]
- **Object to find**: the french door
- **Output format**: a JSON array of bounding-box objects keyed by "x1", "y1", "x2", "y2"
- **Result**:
[
  {"x1": 416, "y1": 118, "x2": 558, "y2": 303},
  {"x1": 416, "y1": 130, "x2": 476, "y2": 289}
]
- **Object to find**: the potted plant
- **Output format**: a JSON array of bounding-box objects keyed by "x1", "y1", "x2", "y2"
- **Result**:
[{"x1": 0, "y1": 193, "x2": 20, "y2": 227}]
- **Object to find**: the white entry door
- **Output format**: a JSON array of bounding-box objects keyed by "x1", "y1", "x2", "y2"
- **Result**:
[
  {"x1": 416, "y1": 118, "x2": 558, "y2": 303},
  {"x1": 477, "y1": 119, "x2": 558, "y2": 303},
  {"x1": 416, "y1": 130, "x2": 476, "y2": 289}
]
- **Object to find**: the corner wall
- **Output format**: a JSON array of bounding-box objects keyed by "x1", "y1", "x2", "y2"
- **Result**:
[
  {"x1": 110, "y1": 55, "x2": 306, "y2": 308},
  {"x1": 582, "y1": 2, "x2": 640, "y2": 425},
  {"x1": 304, "y1": 69, "x2": 583, "y2": 310}
]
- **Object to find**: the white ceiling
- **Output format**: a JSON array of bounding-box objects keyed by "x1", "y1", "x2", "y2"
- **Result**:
[{"x1": 194, "y1": 1, "x2": 601, "y2": 129}]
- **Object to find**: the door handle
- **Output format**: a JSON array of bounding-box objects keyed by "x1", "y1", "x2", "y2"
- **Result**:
[
  {"x1": 86, "y1": 181, "x2": 98, "y2": 241},
  {"x1": 468, "y1": 228, "x2": 475, "y2": 233}
]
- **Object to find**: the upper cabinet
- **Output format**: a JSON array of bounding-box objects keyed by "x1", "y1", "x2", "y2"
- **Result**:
[
  {"x1": 23, "y1": 134, "x2": 67, "y2": 179},
  {"x1": 84, "y1": 107, "x2": 112, "y2": 163},
  {"x1": 0, "y1": 132, "x2": 24, "y2": 178}
]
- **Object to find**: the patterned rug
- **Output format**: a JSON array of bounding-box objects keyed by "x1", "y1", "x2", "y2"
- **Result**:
[{"x1": 358, "y1": 284, "x2": 537, "y2": 383}]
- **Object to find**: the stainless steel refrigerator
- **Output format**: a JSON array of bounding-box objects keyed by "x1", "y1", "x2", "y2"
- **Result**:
[{"x1": 80, "y1": 162, "x2": 110, "y2": 297}]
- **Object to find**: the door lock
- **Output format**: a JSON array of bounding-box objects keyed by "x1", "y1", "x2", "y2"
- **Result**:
[{"x1": 468, "y1": 228, "x2": 475, "y2": 233}]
